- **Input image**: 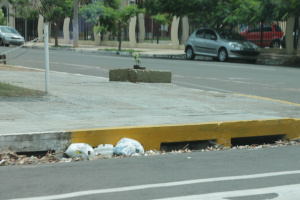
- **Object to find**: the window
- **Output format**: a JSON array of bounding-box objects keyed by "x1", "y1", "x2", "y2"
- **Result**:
[
  {"x1": 195, "y1": 30, "x2": 204, "y2": 38},
  {"x1": 204, "y1": 30, "x2": 216, "y2": 40}
]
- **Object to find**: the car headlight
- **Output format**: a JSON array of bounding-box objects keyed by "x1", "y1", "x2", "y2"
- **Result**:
[{"x1": 229, "y1": 43, "x2": 242, "y2": 50}]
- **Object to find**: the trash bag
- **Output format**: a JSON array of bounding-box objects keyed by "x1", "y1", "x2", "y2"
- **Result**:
[
  {"x1": 65, "y1": 143, "x2": 95, "y2": 160},
  {"x1": 94, "y1": 144, "x2": 114, "y2": 157},
  {"x1": 114, "y1": 138, "x2": 144, "y2": 156}
]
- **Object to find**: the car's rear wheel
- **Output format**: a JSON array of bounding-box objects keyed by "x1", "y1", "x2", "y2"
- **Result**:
[
  {"x1": 270, "y1": 40, "x2": 280, "y2": 48},
  {"x1": 218, "y1": 48, "x2": 228, "y2": 62},
  {"x1": 0, "y1": 39, "x2": 3, "y2": 46},
  {"x1": 4, "y1": 44, "x2": 9, "y2": 47},
  {"x1": 186, "y1": 47, "x2": 195, "y2": 60}
]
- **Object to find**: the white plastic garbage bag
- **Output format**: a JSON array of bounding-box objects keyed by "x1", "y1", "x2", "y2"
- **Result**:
[
  {"x1": 94, "y1": 144, "x2": 114, "y2": 156},
  {"x1": 114, "y1": 138, "x2": 144, "y2": 156},
  {"x1": 66, "y1": 143, "x2": 95, "y2": 160}
]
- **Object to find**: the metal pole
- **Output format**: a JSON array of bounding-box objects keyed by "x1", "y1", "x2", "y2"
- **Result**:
[
  {"x1": 44, "y1": 22, "x2": 50, "y2": 94},
  {"x1": 25, "y1": 19, "x2": 28, "y2": 41},
  {"x1": 6, "y1": 7, "x2": 9, "y2": 26},
  {"x1": 73, "y1": 0, "x2": 79, "y2": 48}
]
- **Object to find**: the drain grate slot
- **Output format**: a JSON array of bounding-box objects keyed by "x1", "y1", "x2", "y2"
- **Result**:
[
  {"x1": 15, "y1": 150, "x2": 55, "y2": 157},
  {"x1": 160, "y1": 140, "x2": 217, "y2": 152},
  {"x1": 231, "y1": 135, "x2": 285, "y2": 146}
]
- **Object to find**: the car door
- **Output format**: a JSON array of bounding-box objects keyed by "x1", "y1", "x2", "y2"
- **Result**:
[
  {"x1": 203, "y1": 29, "x2": 219, "y2": 56},
  {"x1": 193, "y1": 29, "x2": 206, "y2": 54}
]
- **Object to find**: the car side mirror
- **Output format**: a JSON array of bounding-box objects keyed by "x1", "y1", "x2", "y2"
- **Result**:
[{"x1": 211, "y1": 35, "x2": 217, "y2": 40}]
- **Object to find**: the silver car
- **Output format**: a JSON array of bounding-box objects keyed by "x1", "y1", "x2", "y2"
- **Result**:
[
  {"x1": 0, "y1": 26, "x2": 25, "y2": 47},
  {"x1": 185, "y1": 28, "x2": 260, "y2": 63}
]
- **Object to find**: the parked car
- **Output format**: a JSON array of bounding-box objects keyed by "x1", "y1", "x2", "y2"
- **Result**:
[
  {"x1": 240, "y1": 24, "x2": 283, "y2": 48},
  {"x1": 0, "y1": 26, "x2": 25, "y2": 47},
  {"x1": 185, "y1": 28, "x2": 260, "y2": 63}
]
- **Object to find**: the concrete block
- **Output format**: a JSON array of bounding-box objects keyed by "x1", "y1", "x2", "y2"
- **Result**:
[
  {"x1": 0, "y1": 132, "x2": 72, "y2": 153},
  {"x1": 109, "y1": 69, "x2": 172, "y2": 83}
]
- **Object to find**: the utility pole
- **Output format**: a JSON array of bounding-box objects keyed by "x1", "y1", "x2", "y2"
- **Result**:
[
  {"x1": 73, "y1": 0, "x2": 79, "y2": 48},
  {"x1": 44, "y1": 22, "x2": 50, "y2": 94}
]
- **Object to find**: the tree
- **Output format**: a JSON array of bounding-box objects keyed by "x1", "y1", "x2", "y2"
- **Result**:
[
  {"x1": 80, "y1": 0, "x2": 141, "y2": 50},
  {"x1": 9, "y1": 0, "x2": 73, "y2": 46},
  {"x1": 275, "y1": 0, "x2": 300, "y2": 50},
  {"x1": 151, "y1": 13, "x2": 172, "y2": 44},
  {"x1": 0, "y1": 9, "x2": 6, "y2": 25},
  {"x1": 144, "y1": 0, "x2": 264, "y2": 29}
]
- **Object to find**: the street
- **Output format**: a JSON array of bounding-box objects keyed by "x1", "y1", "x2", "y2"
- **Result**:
[
  {"x1": 3, "y1": 47, "x2": 300, "y2": 104},
  {"x1": 1, "y1": 46, "x2": 300, "y2": 199},
  {"x1": 0, "y1": 146, "x2": 299, "y2": 200}
]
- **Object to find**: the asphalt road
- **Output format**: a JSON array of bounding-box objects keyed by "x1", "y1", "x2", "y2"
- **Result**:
[
  {"x1": 3, "y1": 47, "x2": 300, "y2": 104},
  {"x1": 0, "y1": 146, "x2": 299, "y2": 200},
  {"x1": 1, "y1": 47, "x2": 300, "y2": 199}
]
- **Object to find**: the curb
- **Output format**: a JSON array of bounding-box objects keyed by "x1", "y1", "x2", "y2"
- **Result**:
[
  {"x1": 23, "y1": 45, "x2": 299, "y2": 66},
  {"x1": 69, "y1": 118, "x2": 300, "y2": 151},
  {"x1": 1, "y1": 118, "x2": 299, "y2": 153}
]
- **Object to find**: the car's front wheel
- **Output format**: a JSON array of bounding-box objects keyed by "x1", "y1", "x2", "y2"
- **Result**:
[
  {"x1": 186, "y1": 47, "x2": 195, "y2": 60},
  {"x1": 218, "y1": 48, "x2": 228, "y2": 62}
]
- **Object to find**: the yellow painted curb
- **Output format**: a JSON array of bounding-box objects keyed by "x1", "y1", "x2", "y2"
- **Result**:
[{"x1": 69, "y1": 118, "x2": 300, "y2": 151}]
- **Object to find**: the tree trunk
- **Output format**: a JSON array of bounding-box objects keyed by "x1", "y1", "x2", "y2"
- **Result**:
[
  {"x1": 298, "y1": 16, "x2": 300, "y2": 51},
  {"x1": 54, "y1": 23, "x2": 59, "y2": 46},
  {"x1": 118, "y1": 22, "x2": 122, "y2": 51},
  {"x1": 157, "y1": 22, "x2": 160, "y2": 44}
]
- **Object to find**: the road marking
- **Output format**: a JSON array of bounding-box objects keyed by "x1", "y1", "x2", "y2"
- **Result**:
[
  {"x1": 13, "y1": 65, "x2": 109, "y2": 80},
  {"x1": 154, "y1": 184, "x2": 300, "y2": 200},
  {"x1": 195, "y1": 77, "x2": 275, "y2": 87},
  {"x1": 234, "y1": 94, "x2": 300, "y2": 107},
  {"x1": 8, "y1": 170, "x2": 300, "y2": 200},
  {"x1": 21, "y1": 59, "x2": 109, "y2": 71}
]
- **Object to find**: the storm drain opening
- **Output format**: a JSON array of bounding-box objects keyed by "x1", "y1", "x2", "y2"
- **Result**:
[
  {"x1": 231, "y1": 135, "x2": 286, "y2": 146},
  {"x1": 160, "y1": 140, "x2": 217, "y2": 152},
  {"x1": 15, "y1": 150, "x2": 56, "y2": 158}
]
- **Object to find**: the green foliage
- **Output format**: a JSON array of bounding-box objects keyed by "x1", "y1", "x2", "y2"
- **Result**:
[
  {"x1": 151, "y1": 13, "x2": 172, "y2": 26},
  {"x1": 0, "y1": 9, "x2": 6, "y2": 25},
  {"x1": 8, "y1": 0, "x2": 38, "y2": 20},
  {"x1": 132, "y1": 53, "x2": 141, "y2": 65},
  {"x1": 9, "y1": 0, "x2": 74, "y2": 46},
  {"x1": 275, "y1": 0, "x2": 300, "y2": 20},
  {"x1": 0, "y1": 81, "x2": 43, "y2": 97},
  {"x1": 80, "y1": 0, "x2": 142, "y2": 50},
  {"x1": 144, "y1": 0, "x2": 299, "y2": 28}
]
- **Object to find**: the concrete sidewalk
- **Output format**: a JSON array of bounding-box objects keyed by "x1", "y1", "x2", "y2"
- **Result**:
[
  {"x1": 0, "y1": 66, "x2": 299, "y2": 153},
  {"x1": 25, "y1": 42, "x2": 300, "y2": 66}
]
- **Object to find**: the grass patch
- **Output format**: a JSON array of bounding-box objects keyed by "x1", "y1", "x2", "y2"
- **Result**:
[
  {"x1": 0, "y1": 82, "x2": 44, "y2": 97},
  {"x1": 100, "y1": 48, "x2": 144, "y2": 53}
]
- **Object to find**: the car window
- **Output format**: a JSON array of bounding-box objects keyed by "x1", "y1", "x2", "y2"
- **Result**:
[
  {"x1": 216, "y1": 29, "x2": 245, "y2": 40},
  {"x1": 204, "y1": 30, "x2": 216, "y2": 40},
  {"x1": 263, "y1": 26, "x2": 272, "y2": 32},
  {"x1": 0, "y1": 27, "x2": 19, "y2": 34},
  {"x1": 195, "y1": 30, "x2": 205, "y2": 38},
  {"x1": 273, "y1": 25, "x2": 282, "y2": 32},
  {"x1": 248, "y1": 26, "x2": 260, "y2": 33}
]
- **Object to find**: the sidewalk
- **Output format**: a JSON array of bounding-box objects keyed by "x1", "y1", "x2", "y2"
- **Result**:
[
  {"x1": 25, "y1": 42, "x2": 300, "y2": 66},
  {"x1": 0, "y1": 64, "x2": 299, "y2": 153}
]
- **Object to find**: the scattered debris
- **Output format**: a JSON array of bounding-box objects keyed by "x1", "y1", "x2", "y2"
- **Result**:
[
  {"x1": 1, "y1": 139, "x2": 299, "y2": 167},
  {"x1": 0, "y1": 151, "x2": 60, "y2": 166}
]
